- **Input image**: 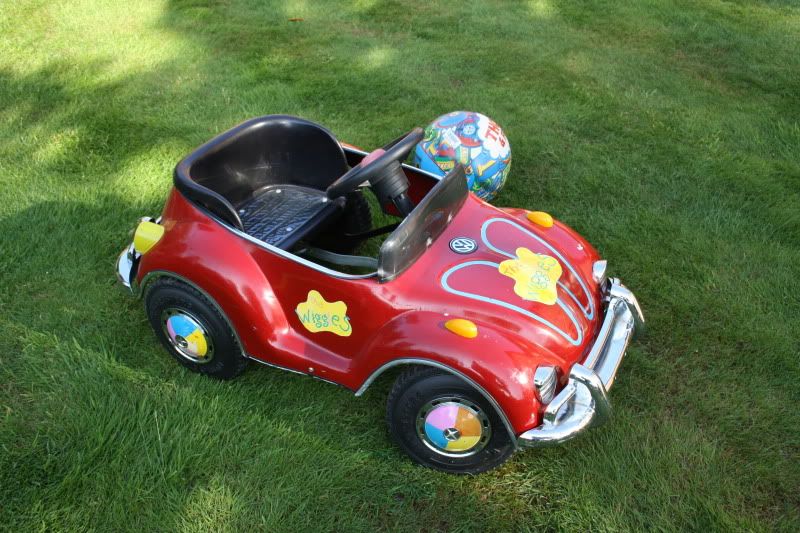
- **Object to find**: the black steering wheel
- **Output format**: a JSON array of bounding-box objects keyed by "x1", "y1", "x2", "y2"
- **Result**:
[{"x1": 327, "y1": 128, "x2": 424, "y2": 216}]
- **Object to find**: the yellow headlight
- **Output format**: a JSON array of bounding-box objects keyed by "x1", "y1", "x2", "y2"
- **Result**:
[
  {"x1": 444, "y1": 318, "x2": 478, "y2": 339},
  {"x1": 133, "y1": 221, "x2": 165, "y2": 254},
  {"x1": 526, "y1": 211, "x2": 554, "y2": 228}
]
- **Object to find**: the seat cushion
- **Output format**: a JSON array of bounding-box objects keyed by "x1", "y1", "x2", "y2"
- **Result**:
[{"x1": 238, "y1": 184, "x2": 343, "y2": 249}]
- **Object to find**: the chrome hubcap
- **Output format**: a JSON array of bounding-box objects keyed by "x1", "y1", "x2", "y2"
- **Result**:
[
  {"x1": 443, "y1": 427, "x2": 461, "y2": 441},
  {"x1": 416, "y1": 398, "x2": 491, "y2": 457},
  {"x1": 161, "y1": 309, "x2": 214, "y2": 364}
]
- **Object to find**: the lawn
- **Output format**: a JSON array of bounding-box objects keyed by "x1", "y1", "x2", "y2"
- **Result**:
[{"x1": 1, "y1": 0, "x2": 798, "y2": 530}]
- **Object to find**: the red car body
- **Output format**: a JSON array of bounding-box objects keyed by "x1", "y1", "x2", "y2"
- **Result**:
[{"x1": 117, "y1": 117, "x2": 643, "y2": 451}]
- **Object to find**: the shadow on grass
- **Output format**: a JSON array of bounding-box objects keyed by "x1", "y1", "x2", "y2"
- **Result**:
[
  {"x1": 0, "y1": 198, "x2": 537, "y2": 531},
  {"x1": 0, "y1": 63, "x2": 191, "y2": 189}
]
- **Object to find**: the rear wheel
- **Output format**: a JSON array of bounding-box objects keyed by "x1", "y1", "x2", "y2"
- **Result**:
[
  {"x1": 386, "y1": 366, "x2": 515, "y2": 474},
  {"x1": 144, "y1": 278, "x2": 247, "y2": 379}
]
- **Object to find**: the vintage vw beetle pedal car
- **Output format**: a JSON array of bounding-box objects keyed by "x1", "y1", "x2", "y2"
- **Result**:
[{"x1": 116, "y1": 115, "x2": 644, "y2": 473}]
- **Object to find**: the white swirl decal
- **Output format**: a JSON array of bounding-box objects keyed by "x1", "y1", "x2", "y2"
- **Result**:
[
  {"x1": 439, "y1": 217, "x2": 595, "y2": 346},
  {"x1": 480, "y1": 218, "x2": 594, "y2": 319},
  {"x1": 440, "y1": 261, "x2": 583, "y2": 346}
]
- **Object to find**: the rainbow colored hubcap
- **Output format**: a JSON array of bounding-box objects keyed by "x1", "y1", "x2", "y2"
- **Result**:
[
  {"x1": 161, "y1": 309, "x2": 214, "y2": 364},
  {"x1": 416, "y1": 399, "x2": 491, "y2": 457}
]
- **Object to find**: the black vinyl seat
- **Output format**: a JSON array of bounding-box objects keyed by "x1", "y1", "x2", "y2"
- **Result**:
[
  {"x1": 237, "y1": 184, "x2": 343, "y2": 249},
  {"x1": 174, "y1": 115, "x2": 349, "y2": 250}
]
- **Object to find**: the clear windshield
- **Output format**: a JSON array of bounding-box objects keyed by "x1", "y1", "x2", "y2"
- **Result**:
[{"x1": 377, "y1": 165, "x2": 467, "y2": 280}]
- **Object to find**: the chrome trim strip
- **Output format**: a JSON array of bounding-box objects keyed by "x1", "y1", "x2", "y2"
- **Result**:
[
  {"x1": 480, "y1": 217, "x2": 595, "y2": 320},
  {"x1": 192, "y1": 204, "x2": 378, "y2": 280},
  {"x1": 517, "y1": 279, "x2": 643, "y2": 448},
  {"x1": 244, "y1": 353, "x2": 308, "y2": 376},
  {"x1": 607, "y1": 278, "x2": 645, "y2": 339},
  {"x1": 116, "y1": 243, "x2": 137, "y2": 291},
  {"x1": 299, "y1": 246, "x2": 379, "y2": 270},
  {"x1": 581, "y1": 299, "x2": 620, "y2": 371},
  {"x1": 440, "y1": 260, "x2": 583, "y2": 346},
  {"x1": 354, "y1": 357, "x2": 517, "y2": 448}
]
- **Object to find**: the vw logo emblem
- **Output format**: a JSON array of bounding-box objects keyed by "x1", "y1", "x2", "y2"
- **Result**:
[{"x1": 449, "y1": 237, "x2": 477, "y2": 254}]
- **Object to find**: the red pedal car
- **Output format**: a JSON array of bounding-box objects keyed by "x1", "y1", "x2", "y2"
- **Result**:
[{"x1": 117, "y1": 115, "x2": 644, "y2": 473}]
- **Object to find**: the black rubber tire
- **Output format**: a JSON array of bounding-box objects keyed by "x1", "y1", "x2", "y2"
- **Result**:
[
  {"x1": 312, "y1": 190, "x2": 372, "y2": 253},
  {"x1": 144, "y1": 277, "x2": 247, "y2": 380},
  {"x1": 386, "y1": 366, "x2": 515, "y2": 474}
]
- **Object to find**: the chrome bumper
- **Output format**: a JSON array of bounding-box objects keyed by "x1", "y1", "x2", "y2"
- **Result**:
[
  {"x1": 116, "y1": 243, "x2": 138, "y2": 292},
  {"x1": 116, "y1": 216, "x2": 156, "y2": 293},
  {"x1": 517, "y1": 278, "x2": 644, "y2": 448}
]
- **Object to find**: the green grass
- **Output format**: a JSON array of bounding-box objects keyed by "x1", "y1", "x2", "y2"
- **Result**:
[{"x1": 1, "y1": 0, "x2": 798, "y2": 530}]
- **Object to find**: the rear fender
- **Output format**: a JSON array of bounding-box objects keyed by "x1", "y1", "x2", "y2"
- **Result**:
[{"x1": 135, "y1": 217, "x2": 286, "y2": 358}]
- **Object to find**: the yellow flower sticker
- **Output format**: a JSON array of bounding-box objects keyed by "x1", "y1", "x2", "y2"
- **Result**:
[
  {"x1": 498, "y1": 247, "x2": 562, "y2": 305},
  {"x1": 295, "y1": 290, "x2": 352, "y2": 337}
]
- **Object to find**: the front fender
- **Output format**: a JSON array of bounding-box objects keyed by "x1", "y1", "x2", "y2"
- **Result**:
[{"x1": 351, "y1": 310, "x2": 549, "y2": 436}]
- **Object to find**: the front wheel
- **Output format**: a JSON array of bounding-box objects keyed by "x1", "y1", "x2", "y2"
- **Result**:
[{"x1": 386, "y1": 367, "x2": 515, "y2": 474}]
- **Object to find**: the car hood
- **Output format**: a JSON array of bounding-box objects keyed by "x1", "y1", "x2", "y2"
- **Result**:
[{"x1": 397, "y1": 195, "x2": 603, "y2": 367}]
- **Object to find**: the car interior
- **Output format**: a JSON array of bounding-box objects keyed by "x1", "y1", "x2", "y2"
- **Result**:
[{"x1": 174, "y1": 115, "x2": 467, "y2": 280}]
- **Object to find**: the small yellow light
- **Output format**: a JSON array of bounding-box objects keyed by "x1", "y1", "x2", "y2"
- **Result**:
[
  {"x1": 444, "y1": 319, "x2": 478, "y2": 339},
  {"x1": 133, "y1": 221, "x2": 165, "y2": 254},
  {"x1": 526, "y1": 211, "x2": 554, "y2": 228}
]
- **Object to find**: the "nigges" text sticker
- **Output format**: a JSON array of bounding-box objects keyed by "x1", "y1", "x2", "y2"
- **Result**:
[{"x1": 295, "y1": 290, "x2": 352, "y2": 337}]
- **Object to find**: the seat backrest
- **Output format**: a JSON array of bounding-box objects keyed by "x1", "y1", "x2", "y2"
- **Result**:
[{"x1": 174, "y1": 115, "x2": 348, "y2": 230}]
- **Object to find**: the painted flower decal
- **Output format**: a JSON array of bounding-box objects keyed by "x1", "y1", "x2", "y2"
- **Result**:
[{"x1": 498, "y1": 247, "x2": 562, "y2": 305}]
